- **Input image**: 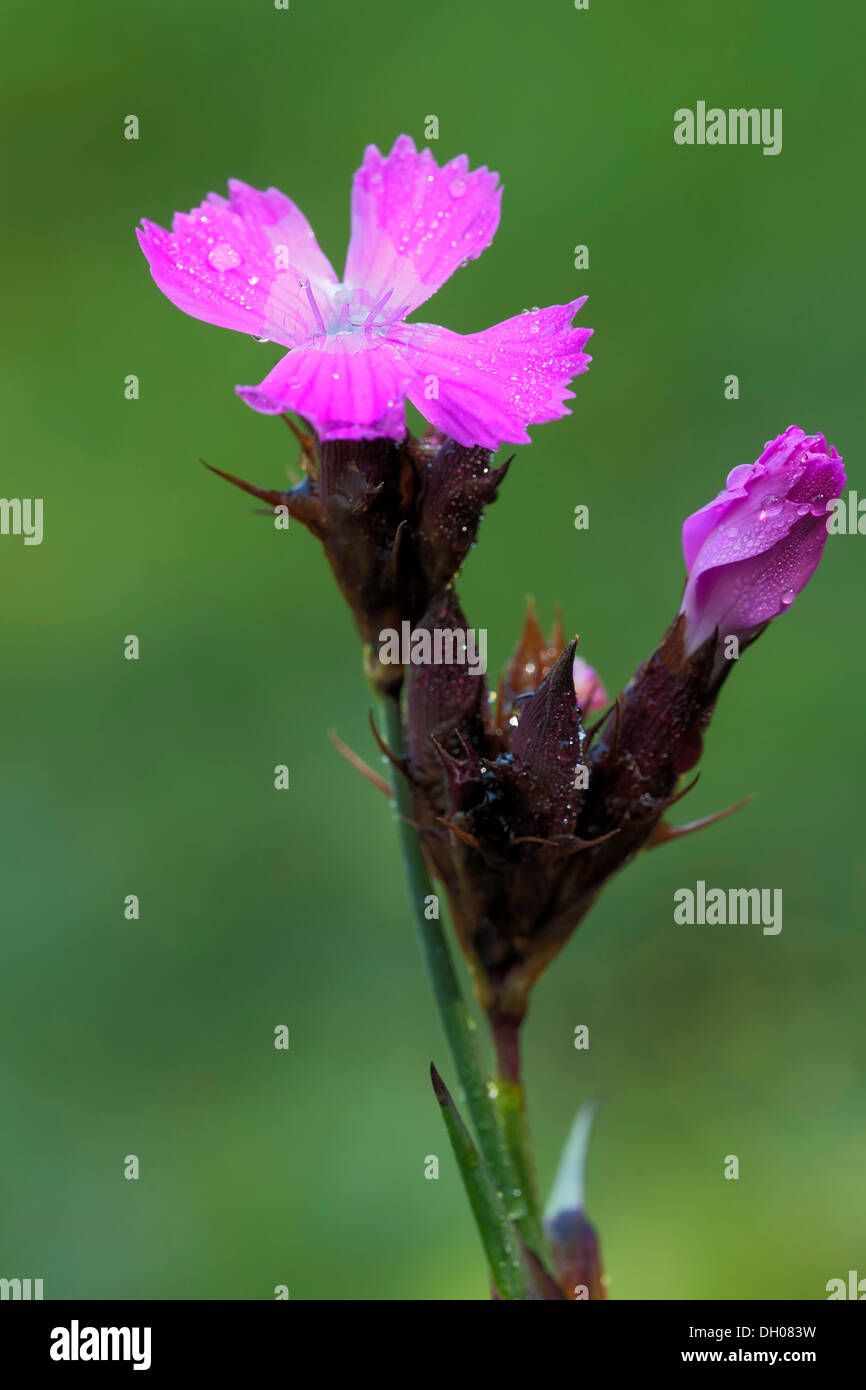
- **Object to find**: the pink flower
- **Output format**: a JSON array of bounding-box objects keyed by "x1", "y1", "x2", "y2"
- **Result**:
[{"x1": 137, "y1": 135, "x2": 592, "y2": 449}]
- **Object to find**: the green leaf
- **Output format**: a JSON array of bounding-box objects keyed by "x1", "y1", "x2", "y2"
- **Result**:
[{"x1": 430, "y1": 1063, "x2": 528, "y2": 1300}]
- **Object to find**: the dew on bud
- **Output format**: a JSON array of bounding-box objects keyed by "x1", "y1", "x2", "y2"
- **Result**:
[
  {"x1": 726, "y1": 463, "x2": 753, "y2": 489},
  {"x1": 759, "y1": 494, "x2": 783, "y2": 518}
]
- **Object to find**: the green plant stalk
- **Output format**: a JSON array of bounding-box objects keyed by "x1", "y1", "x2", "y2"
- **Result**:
[
  {"x1": 494, "y1": 1079, "x2": 546, "y2": 1253},
  {"x1": 489, "y1": 1009, "x2": 548, "y2": 1261},
  {"x1": 380, "y1": 694, "x2": 543, "y2": 1263}
]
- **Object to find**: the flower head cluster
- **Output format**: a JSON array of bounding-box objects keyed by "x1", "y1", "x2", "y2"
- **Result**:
[
  {"x1": 138, "y1": 143, "x2": 843, "y2": 1084},
  {"x1": 402, "y1": 428, "x2": 844, "y2": 1021}
]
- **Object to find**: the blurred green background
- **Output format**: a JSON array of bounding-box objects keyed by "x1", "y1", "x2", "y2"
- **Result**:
[{"x1": 1, "y1": 0, "x2": 863, "y2": 1300}]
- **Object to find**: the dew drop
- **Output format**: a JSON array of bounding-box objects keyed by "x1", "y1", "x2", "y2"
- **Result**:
[
  {"x1": 796, "y1": 503, "x2": 811, "y2": 516},
  {"x1": 207, "y1": 243, "x2": 242, "y2": 271},
  {"x1": 726, "y1": 463, "x2": 753, "y2": 490},
  {"x1": 449, "y1": 178, "x2": 466, "y2": 197},
  {"x1": 760, "y1": 493, "x2": 783, "y2": 517},
  {"x1": 781, "y1": 588, "x2": 796, "y2": 606}
]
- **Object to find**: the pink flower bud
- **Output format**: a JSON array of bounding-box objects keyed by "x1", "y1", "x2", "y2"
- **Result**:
[{"x1": 680, "y1": 426, "x2": 845, "y2": 652}]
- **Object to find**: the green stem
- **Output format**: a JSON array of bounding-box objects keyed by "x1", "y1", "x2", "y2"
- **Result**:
[
  {"x1": 489, "y1": 1008, "x2": 548, "y2": 1260},
  {"x1": 380, "y1": 695, "x2": 534, "y2": 1254}
]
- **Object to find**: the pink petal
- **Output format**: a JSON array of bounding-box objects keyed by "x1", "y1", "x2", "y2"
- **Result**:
[
  {"x1": 387, "y1": 300, "x2": 592, "y2": 449},
  {"x1": 682, "y1": 496, "x2": 733, "y2": 572},
  {"x1": 343, "y1": 134, "x2": 502, "y2": 320},
  {"x1": 682, "y1": 428, "x2": 830, "y2": 571},
  {"x1": 572, "y1": 654, "x2": 609, "y2": 715},
  {"x1": 687, "y1": 516, "x2": 829, "y2": 646},
  {"x1": 236, "y1": 339, "x2": 414, "y2": 441},
  {"x1": 137, "y1": 180, "x2": 339, "y2": 347}
]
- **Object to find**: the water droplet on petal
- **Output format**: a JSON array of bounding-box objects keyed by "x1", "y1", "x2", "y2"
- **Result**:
[
  {"x1": 796, "y1": 503, "x2": 811, "y2": 516},
  {"x1": 449, "y1": 178, "x2": 466, "y2": 197},
  {"x1": 726, "y1": 463, "x2": 753, "y2": 490},
  {"x1": 207, "y1": 243, "x2": 242, "y2": 271},
  {"x1": 760, "y1": 494, "x2": 783, "y2": 517},
  {"x1": 810, "y1": 495, "x2": 827, "y2": 517},
  {"x1": 781, "y1": 588, "x2": 796, "y2": 606}
]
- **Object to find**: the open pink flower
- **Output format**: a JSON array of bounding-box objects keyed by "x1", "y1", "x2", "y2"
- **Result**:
[{"x1": 137, "y1": 135, "x2": 592, "y2": 449}]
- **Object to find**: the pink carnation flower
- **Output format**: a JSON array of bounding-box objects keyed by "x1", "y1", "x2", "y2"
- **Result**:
[{"x1": 137, "y1": 135, "x2": 592, "y2": 449}]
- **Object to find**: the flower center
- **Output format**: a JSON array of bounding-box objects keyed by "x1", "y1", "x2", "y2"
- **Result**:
[{"x1": 300, "y1": 280, "x2": 400, "y2": 344}]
